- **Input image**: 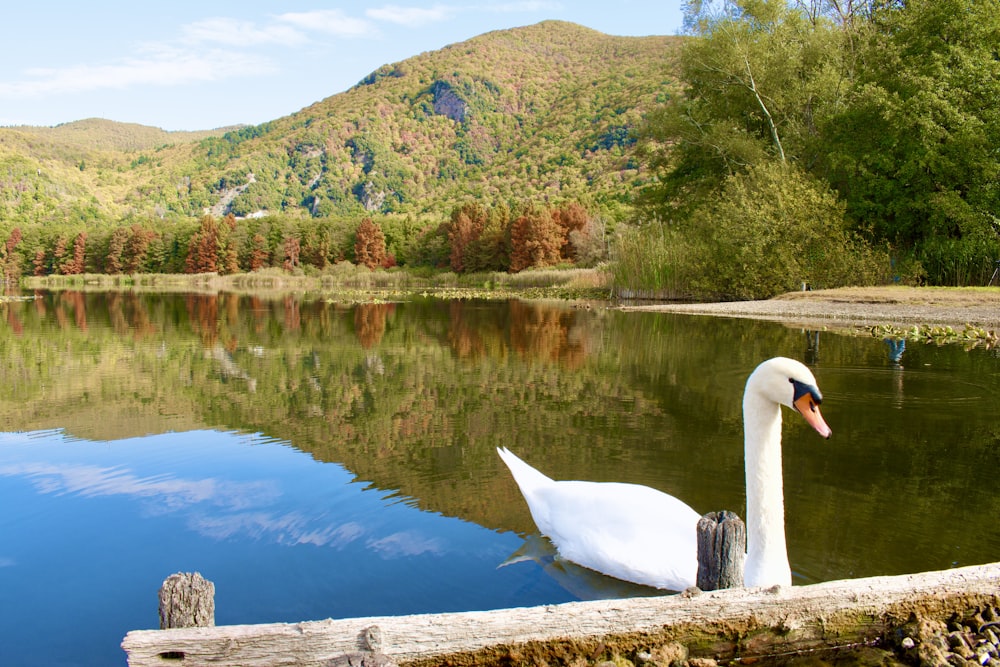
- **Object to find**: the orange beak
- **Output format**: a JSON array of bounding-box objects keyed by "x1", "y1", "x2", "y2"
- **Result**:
[{"x1": 794, "y1": 393, "x2": 832, "y2": 439}]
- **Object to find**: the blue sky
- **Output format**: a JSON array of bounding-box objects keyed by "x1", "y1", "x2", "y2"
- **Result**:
[{"x1": 0, "y1": 2, "x2": 683, "y2": 131}]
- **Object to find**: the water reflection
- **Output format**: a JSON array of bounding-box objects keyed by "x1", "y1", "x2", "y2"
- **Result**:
[{"x1": 0, "y1": 290, "x2": 999, "y2": 666}]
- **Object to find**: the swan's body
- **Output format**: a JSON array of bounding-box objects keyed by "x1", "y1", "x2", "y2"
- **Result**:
[{"x1": 498, "y1": 357, "x2": 831, "y2": 591}]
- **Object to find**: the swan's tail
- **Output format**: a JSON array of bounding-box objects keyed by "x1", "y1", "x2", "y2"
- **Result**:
[{"x1": 497, "y1": 447, "x2": 552, "y2": 495}]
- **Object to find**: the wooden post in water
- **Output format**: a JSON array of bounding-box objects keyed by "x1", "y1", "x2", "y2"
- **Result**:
[
  {"x1": 696, "y1": 510, "x2": 745, "y2": 591},
  {"x1": 159, "y1": 572, "x2": 215, "y2": 629}
]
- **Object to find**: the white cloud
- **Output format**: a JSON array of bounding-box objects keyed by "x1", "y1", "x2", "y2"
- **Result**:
[
  {"x1": 366, "y1": 4, "x2": 456, "y2": 27},
  {"x1": 0, "y1": 46, "x2": 273, "y2": 99},
  {"x1": 276, "y1": 9, "x2": 377, "y2": 37},
  {"x1": 181, "y1": 17, "x2": 306, "y2": 47}
]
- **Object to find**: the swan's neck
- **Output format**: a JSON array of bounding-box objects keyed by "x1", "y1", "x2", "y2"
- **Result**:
[{"x1": 743, "y1": 391, "x2": 791, "y2": 587}]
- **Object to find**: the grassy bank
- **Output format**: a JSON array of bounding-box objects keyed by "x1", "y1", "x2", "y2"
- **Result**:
[{"x1": 20, "y1": 265, "x2": 613, "y2": 301}]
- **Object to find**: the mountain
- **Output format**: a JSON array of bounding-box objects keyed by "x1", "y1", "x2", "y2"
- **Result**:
[
  {"x1": 0, "y1": 21, "x2": 680, "y2": 226},
  {"x1": 5, "y1": 118, "x2": 241, "y2": 152}
]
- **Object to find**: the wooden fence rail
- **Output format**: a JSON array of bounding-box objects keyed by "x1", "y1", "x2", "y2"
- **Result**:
[{"x1": 122, "y1": 561, "x2": 1000, "y2": 667}]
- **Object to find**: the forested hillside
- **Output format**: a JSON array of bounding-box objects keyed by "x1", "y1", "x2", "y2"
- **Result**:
[{"x1": 0, "y1": 22, "x2": 677, "y2": 226}]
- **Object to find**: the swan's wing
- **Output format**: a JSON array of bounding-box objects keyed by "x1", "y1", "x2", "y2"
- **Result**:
[{"x1": 535, "y1": 480, "x2": 701, "y2": 591}]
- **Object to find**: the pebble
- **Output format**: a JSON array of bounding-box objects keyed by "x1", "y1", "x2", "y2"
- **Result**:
[{"x1": 899, "y1": 606, "x2": 1000, "y2": 667}]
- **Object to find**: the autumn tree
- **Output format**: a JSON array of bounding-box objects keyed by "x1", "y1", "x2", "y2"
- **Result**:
[
  {"x1": 282, "y1": 235, "x2": 301, "y2": 271},
  {"x1": 447, "y1": 204, "x2": 484, "y2": 272},
  {"x1": 60, "y1": 232, "x2": 87, "y2": 275},
  {"x1": 33, "y1": 249, "x2": 47, "y2": 276},
  {"x1": 249, "y1": 233, "x2": 270, "y2": 271},
  {"x1": 52, "y1": 236, "x2": 69, "y2": 275},
  {"x1": 105, "y1": 227, "x2": 128, "y2": 274},
  {"x1": 1, "y1": 227, "x2": 22, "y2": 283},
  {"x1": 551, "y1": 203, "x2": 589, "y2": 261},
  {"x1": 124, "y1": 225, "x2": 158, "y2": 274},
  {"x1": 509, "y1": 206, "x2": 563, "y2": 272},
  {"x1": 185, "y1": 215, "x2": 220, "y2": 274},
  {"x1": 354, "y1": 217, "x2": 387, "y2": 269},
  {"x1": 445, "y1": 202, "x2": 511, "y2": 273}
]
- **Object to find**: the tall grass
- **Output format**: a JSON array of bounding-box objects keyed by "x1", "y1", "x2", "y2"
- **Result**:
[{"x1": 608, "y1": 224, "x2": 693, "y2": 300}]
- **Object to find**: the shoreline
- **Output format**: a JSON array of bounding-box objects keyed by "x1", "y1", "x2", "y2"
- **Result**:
[
  {"x1": 620, "y1": 286, "x2": 1000, "y2": 332},
  {"x1": 16, "y1": 275, "x2": 1000, "y2": 332}
]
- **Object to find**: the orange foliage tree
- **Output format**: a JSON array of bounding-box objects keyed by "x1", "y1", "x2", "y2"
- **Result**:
[
  {"x1": 447, "y1": 204, "x2": 485, "y2": 272},
  {"x1": 354, "y1": 217, "x2": 387, "y2": 269},
  {"x1": 282, "y1": 236, "x2": 301, "y2": 271},
  {"x1": 509, "y1": 206, "x2": 563, "y2": 272},
  {"x1": 124, "y1": 225, "x2": 159, "y2": 274},
  {"x1": 249, "y1": 233, "x2": 270, "y2": 271},
  {"x1": 62, "y1": 231, "x2": 87, "y2": 275},
  {"x1": 185, "y1": 215, "x2": 220, "y2": 273},
  {"x1": 33, "y1": 249, "x2": 47, "y2": 276},
  {"x1": 105, "y1": 227, "x2": 128, "y2": 274},
  {"x1": 551, "y1": 202, "x2": 589, "y2": 261},
  {"x1": 1, "y1": 227, "x2": 22, "y2": 282}
]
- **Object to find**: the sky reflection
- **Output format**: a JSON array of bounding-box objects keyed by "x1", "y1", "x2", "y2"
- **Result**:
[{"x1": 0, "y1": 427, "x2": 562, "y2": 667}]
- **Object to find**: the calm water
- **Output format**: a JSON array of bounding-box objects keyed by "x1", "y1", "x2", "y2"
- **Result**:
[{"x1": 1, "y1": 291, "x2": 998, "y2": 667}]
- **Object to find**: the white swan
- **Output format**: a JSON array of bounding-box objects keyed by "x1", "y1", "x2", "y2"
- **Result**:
[{"x1": 497, "y1": 357, "x2": 831, "y2": 591}]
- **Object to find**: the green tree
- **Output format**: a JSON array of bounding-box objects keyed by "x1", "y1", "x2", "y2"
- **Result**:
[
  {"x1": 638, "y1": 0, "x2": 851, "y2": 218},
  {"x1": 824, "y1": 0, "x2": 1000, "y2": 283}
]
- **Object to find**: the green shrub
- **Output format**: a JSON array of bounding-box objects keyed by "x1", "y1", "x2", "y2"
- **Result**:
[
  {"x1": 613, "y1": 162, "x2": 891, "y2": 300},
  {"x1": 682, "y1": 162, "x2": 889, "y2": 300}
]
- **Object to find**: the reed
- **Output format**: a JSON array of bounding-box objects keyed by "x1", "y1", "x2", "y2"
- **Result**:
[{"x1": 608, "y1": 224, "x2": 694, "y2": 300}]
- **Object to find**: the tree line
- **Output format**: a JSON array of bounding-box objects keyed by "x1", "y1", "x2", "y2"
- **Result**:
[{"x1": 0, "y1": 200, "x2": 607, "y2": 282}]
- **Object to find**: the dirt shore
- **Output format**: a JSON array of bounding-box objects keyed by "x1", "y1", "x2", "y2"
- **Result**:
[{"x1": 620, "y1": 286, "x2": 1000, "y2": 331}]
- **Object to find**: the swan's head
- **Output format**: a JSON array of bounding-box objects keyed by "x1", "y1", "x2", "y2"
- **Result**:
[{"x1": 748, "y1": 357, "x2": 832, "y2": 438}]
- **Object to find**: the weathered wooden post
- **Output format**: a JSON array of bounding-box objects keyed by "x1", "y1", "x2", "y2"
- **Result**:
[
  {"x1": 696, "y1": 510, "x2": 746, "y2": 591},
  {"x1": 159, "y1": 572, "x2": 215, "y2": 629}
]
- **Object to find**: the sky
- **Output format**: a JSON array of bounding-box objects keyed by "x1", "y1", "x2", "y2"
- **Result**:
[{"x1": 0, "y1": 2, "x2": 684, "y2": 132}]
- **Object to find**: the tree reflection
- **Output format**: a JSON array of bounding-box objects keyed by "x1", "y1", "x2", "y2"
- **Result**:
[{"x1": 354, "y1": 303, "x2": 395, "y2": 349}]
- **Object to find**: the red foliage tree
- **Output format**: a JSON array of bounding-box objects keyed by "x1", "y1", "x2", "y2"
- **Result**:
[
  {"x1": 1, "y1": 227, "x2": 22, "y2": 282},
  {"x1": 61, "y1": 231, "x2": 87, "y2": 275},
  {"x1": 551, "y1": 202, "x2": 589, "y2": 261},
  {"x1": 33, "y1": 249, "x2": 47, "y2": 276},
  {"x1": 185, "y1": 216, "x2": 220, "y2": 274},
  {"x1": 5, "y1": 228, "x2": 21, "y2": 256},
  {"x1": 447, "y1": 203, "x2": 485, "y2": 272},
  {"x1": 52, "y1": 236, "x2": 68, "y2": 275},
  {"x1": 282, "y1": 236, "x2": 301, "y2": 271},
  {"x1": 105, "y1": 228, "x2": 128, "y2": 274},
  {"x1": 354, "y1": 217, "x2": 387, "y2": 270},
  {"x1": 509, "y1": 206, "x2": 563, "y2": 272},
  {"x1": 123, "y1": 225, "x2": 158, "y2": 274}
]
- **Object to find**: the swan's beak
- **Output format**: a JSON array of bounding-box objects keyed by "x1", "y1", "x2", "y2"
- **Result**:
[{"x1": 794, "y1": 394, "x2": 832, "y2": 438}]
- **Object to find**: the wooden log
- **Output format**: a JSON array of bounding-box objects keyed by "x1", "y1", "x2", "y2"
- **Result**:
[
  {"x1": 123, "y1": 562, "x2": 1000, "y2": 667},
  {"x1": 159, "y1": 572, "x2": 215, "y2": 630},
  {"x1": 696, "y1": 510, "x2": 745, "y2": 591}
]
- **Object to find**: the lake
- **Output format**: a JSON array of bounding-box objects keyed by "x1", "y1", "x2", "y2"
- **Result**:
[{"x1": 1, "y1": 291, "x2": 998, "y2": 667}]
